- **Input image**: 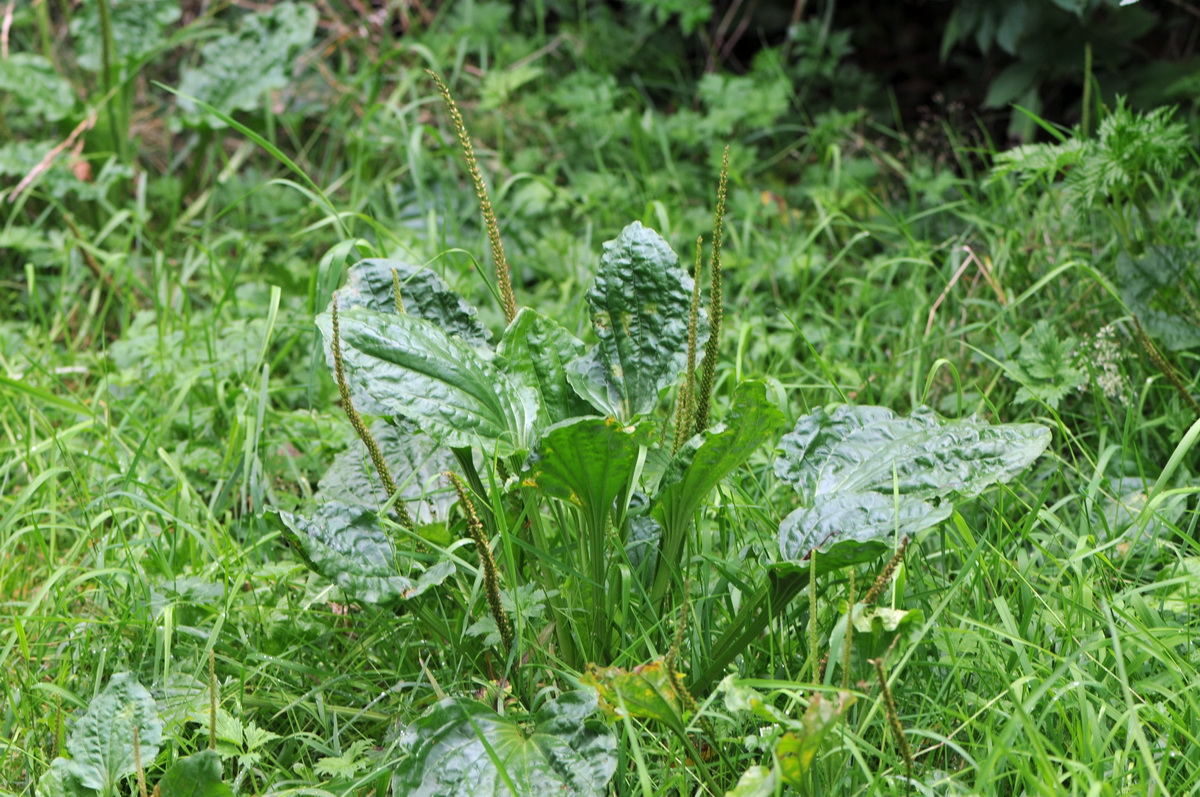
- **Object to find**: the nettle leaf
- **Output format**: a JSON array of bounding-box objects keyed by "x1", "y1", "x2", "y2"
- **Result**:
[
  {"x1": 333, "y1": 259, "x2": 490, "y2": 346},
  {"x1": 532, "y1": 417, "x2": 654, "y2": 529},
  {"x1": 69, "y1": 0, "x2": 180, "y2": 72},
  {"x1": 272, "y1": 502, "x2": 453, "y2": 605},
  {"x1": 392, "y1": 692, "x2": 616, "y2": 796},
  {"x1": 778, "y1": 492, "x2": 951, "y2": 561},
  {"x1": 654, "y1": 381, "x2": 785, "y2": 532},
  {"x1": 177, "y1": 2, "x2": 317, "y2": 127},
  {"x1": 569, "y1": 222, "x2": 696, "y2": 420},
  {"x1": 317, "y1": 307, "x2": 537, "y2": 455},
  {"x1": 47, "y1": 673, "x2": 163, "y2": 795},
  {"x1": 775, "y1": 405, "x2": 1050, "y2": 500},
  {"x1": 499, "y1": 309, "x2": 592, "y2": 425},
  {"x1": 317, "y1": 420, "x2": 455, "y2": 526},
  {"x1": 155, "y1": 750, "x2": 233, "y2": 797},
  {"x1": 581, "y1": 660, "x2": 687, "y2": 725}
]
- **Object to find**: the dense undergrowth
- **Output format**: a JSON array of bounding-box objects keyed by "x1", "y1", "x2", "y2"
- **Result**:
[{"x1": 3, "y1": 2, "x2": 1200, "y2": 795}]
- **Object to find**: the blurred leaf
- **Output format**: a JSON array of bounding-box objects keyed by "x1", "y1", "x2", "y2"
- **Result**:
[
  {"x1": 392, "y1": 692, "x2": 615, "y2": 796},
  {"x1": 776, "y1": 691, "x2": 854, "y2": 786},
  {"x1": 156, "y1": 751, "x2": 233, "y2": 797},
  {"x1": 69, "y1": 0, "x2": 180, "y2": 72},
  {"x1": 581, "y1": 660, "x2": 686, "y2": 725},
  {"x1": 0, "y1": 54, "x2": 76, "y2": 122},
  {"x1": 177, "y1": 2, "x2": 318, "y2": 126}
]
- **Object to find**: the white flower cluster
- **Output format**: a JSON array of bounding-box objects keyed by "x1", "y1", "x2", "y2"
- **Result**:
[{"x1": 1084, "y1": 324, "x2": 1126, "y2": 400}]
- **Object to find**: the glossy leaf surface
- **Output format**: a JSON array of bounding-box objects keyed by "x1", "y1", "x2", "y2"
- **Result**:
[
  {"x1": 317, "y1": 307, "x2": 537, "y2": 455},
  {"x1": 333, "y1": 259, "x2": 489, "y2": 346},
  {"x1": 532, "y1": 417, "x2": 653, "y2": 529},
  {"x1": 775, "y1": 405, "x2": 1050, "y2": 500},
  {"x1": 570, "y1": 222, "x2": 696, "y2": 419},
  {"x1": 273, "y1": 502, "x2": 452, "y2": 605},
  {"x1": 392, "y1": 691, "x2": 615, "y2": 796},
  {"x1": 317, "y1": 420, "x2": 454, "y2": 525},
  {"x1": 778, "y1": 492, "x2": 951, "y2": 560},
  {"x1": 499, "y1": 308, "x2": 591, "y2": 425}
]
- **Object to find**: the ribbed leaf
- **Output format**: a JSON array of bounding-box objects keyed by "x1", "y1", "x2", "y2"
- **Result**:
[
  {"x1": 778, "y1": 492, "x2": 951, "y2": 561},
  {"x1": 532, "y1": 417, "x2": 654, "y2": 531},
  {"x1": 317, "y1": 420, "x2": 454, "y2": 525},
  {"x1": 332, "y1": 259, "x2": 489, "y2": 346},
  {"x1": 569, "y1": 222, "x2": 696, "y2": 420},
  {"x1": 392, "y1": 692, "x2": 615, "y2": 796},
  {"x1": 498, "y1": 308, "x2": 591, "y2": 425},
  {"x1": 272, "y1": 502, "x2": 452, "y2": 605},
  {"x1": 775, "y1": 405, "x2": 1050, "y2": 500},
  {"x1": 317, "y1": 307, "x2": 537, "y2": 455},
  {"x1": 41, "y1": 674, "x2": 163, "y2": 796}
]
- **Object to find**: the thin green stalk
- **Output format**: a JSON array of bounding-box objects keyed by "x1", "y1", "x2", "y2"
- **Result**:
[
  {"x1": 672, "y1": 236, "x2": 704, "y2": 454},
  {"x1": 447, "y1": 471, "x2": 514, "y2": 654},
  {"x1": 694, "y1": 146, "x2": 730, "y2": 433},
  {"x1": 332, "y1": 298, "x2": 416, "y2": 531},
  {"x1": 427, "y1": 69, "x2": 517, "y2": 323},
  {"x1": 96, "y1": 0, "x2": 125, "y2": 162}
]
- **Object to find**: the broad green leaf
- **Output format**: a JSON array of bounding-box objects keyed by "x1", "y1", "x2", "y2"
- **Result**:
[
  {"x1": 333, "y1": 259, "x2": 489, "y2": 346},
  {"x1": 778, "y1": 492, "x2": 951, "y2": 561},
  {"x1": 775, "y1": 405, "x2": 1050, "y2": 500},
  {"x1": 37, "y1": 758, "x2": 93, "y2": 797},
  {"x1": 776, "y1": 692, "x2": 854, "y2": 786},
  {"x1": 156, "y1": 751, "x2": 233, "y2": 797},
  {"x1": 718, "y1": 676, "x2": 787, "y2": 724},
  {"x1": 570, "y1": 222, "x2": 697, "y2": 419},
  {"x1": 317, "y1": 420, "x2": 455, "y2": 525},
  {"x1": 392, "y1": 692, "x2": 616, "y2": 796},
  {"x1": 499, "y1": 309, "x2": 592, "y2": 425},
  {"x1": 0, "y1": 55, "x2": 76, "y2": 123},
  {"x1": 177, "y1": 3, "x2": 318, "y2": 127},
  {"x1": 654, "y1": 382, "x2": 785, "y2": 531},
  {"x1": 60, "y1": 673, "x2": 162, "y2": 794},
  {"x1": 827, "y1": 605, "x2": 925, "y2": 682},
  {"x1": 581, "y1": 660, "x2": 687, "y2": 724},
  {"x1": 725, "y1": 765, "x2": 780, "y2": 796},
  {"x1": 317, "y1": 307, "x2": 537, "y2": 455},
  {"x1": 532, "y1": 417, "x2": 654, "y2": 531},
  {"x1": 272, "y1": 502, "x2": 453, "y2": 605},
  {"x1": 69, "y1": 0, "x2": 180, "y2": 72},
  {"x1": 651, "y1": 382, "x2": 784, "y2": 601}
]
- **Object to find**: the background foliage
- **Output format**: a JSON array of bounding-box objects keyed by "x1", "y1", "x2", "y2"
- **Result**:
[{"x1": 3, "y1": 0, "x2": 1200, "y2": 794}]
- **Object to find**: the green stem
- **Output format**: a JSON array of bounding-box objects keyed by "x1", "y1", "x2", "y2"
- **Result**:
[{"x1": 693, "y1": 569, "x2": 810, "y2": 693}]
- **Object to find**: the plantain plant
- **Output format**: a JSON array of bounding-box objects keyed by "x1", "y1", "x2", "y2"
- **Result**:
[{"x1": 268, "y1": 73, "x2": 1052, "y2": 793}]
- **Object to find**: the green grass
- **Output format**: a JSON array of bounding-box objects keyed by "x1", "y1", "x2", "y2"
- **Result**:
[{"x1": 3, "y1": 2, "x2": 1200, "y2": 795}]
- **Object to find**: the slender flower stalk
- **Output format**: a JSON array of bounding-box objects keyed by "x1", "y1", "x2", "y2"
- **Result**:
[
  {"x1": 672, "y1": 236, "x2": 704, "y2": 453},
  {"x1": 447, "y1": 471, "x2": 514, "y2": 653},
  {"x1": 694, "y1": 146, "x2": 730, "y2": 433},
  {"x1": 427, "y1": 69, "x2": 517, "y2": 324},
  {"x1": 872, "y1": 657, "x2": 914, "y2": 780},
  {"x1": 332, "y1": 298, "x2": 416, "y2": 531},
  {"x1": 391, "y1": 268, "x2": 407, "y2": 315}
]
